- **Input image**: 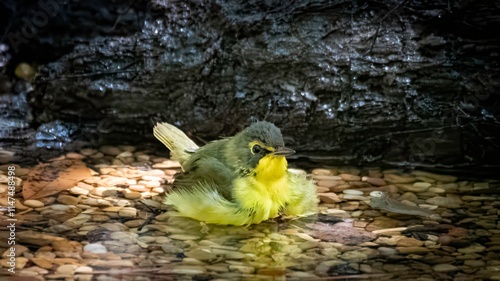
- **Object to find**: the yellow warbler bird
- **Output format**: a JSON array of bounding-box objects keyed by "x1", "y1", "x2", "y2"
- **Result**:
[{"x1": 153, "y1": 121, "x2": 318, "y2": 225}]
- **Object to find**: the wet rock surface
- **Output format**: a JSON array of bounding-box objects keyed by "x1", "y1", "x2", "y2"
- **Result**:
[{"x1": 1, "y1": 146, "x2": 499, "y2": 280}]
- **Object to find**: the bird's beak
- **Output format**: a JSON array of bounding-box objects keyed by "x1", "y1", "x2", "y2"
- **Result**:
[{"x1": 272, "y1": 147, "x2": 295, "y2": 156}]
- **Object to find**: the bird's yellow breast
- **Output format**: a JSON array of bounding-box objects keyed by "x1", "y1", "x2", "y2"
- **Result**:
[{"x1": 233, "y1": 155, "x2": 291, "y2": 224}]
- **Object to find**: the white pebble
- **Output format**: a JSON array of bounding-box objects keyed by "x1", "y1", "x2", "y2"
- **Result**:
[
  {"x1": 84, "y1": 243, "x2": 107, "y2": 254},
  {"x1": 343, "y1": 189, "x2": 364, "y2": 195},
  {"x1": 70, "y1": 186, "x2": 90, "y2": 195}
]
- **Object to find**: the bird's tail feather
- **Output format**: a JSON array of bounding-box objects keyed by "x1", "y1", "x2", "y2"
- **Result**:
[{"x1": 153, "y1": 122, "x2": 199, "y2": 165}]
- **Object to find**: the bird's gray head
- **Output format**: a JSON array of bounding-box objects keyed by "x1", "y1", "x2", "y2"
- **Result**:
[{"x1": 228, "y1": 121, "x2": 295, "y2": 171}]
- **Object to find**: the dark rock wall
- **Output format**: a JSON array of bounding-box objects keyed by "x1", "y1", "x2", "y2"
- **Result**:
[{"x1": 0, "y1": 0, "x2": 499, "y2": 170}]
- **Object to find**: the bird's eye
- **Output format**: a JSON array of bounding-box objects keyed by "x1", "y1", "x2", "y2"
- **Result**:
[{"x1": 251, "y1": 144, "x2": 262, "y2": 154}]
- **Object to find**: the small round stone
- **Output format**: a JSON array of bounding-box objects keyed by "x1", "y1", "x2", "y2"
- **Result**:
[
  {"x1": 129, "y1": 185, "x2": 149, "y2": 192},
  {"x1": 152, "y1": 187, "x2": 165, "y2": 193},
  {"x1": 57, "y1": 195, "x2": 81, "y2": 205},
  {"x1": 23, "y1": 199, "x2": 45, "y2": 208},
  {"x1": 55, "y1": 264, "x2": 78, "y2": 275},
  {"x1": 83, "y1": 243, "x2": 107, "y2": 254},
  {"x1": 339, "y1": 174, "x2": 361, "y2": 181},
  {"x1": 100, "y1": 146, "x2": 122, "y2": 156},
  {"x1": 432, "y1": 264, "x2": 458, "y2": 272},
  {"x1": 343, "y1": 189, "x2": 364, "y2": 195},
  {"x1": 70, "y1": 186, "x2": 90, "y2": 195},
  {"x1": 119, "y1": 207, "x2": 137, "y2": 218},
  {"x1": 123, "y1": 191, "x2": 142, "y2": 199}
]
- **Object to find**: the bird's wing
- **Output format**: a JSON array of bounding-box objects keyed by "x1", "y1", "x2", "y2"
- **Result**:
[
  {"x1": 153, "y1": 122, "x2": 199, "y2": 166},
  {"x1": 173, "y1": 155, "x2": 235, "y2": 201}
]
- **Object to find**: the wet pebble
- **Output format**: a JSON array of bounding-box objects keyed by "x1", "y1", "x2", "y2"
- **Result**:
[
  {"x1": 83, "y1": 243, "x2": 107, "y2": 254},
  {"x1": 313, "y1": 175, "x2": 342, "y2": 181},
  {"x1": 462, "y1": 195, "x2": 497, "y2": 201},
  {"x1": 57, "y1": 195, "x2": 81, "y2": 205},
  {"x1": 169, "y1": 266, "x2": 206, "y2": 275},
  {"x1": 343, "y1": 189, "x2": 364, "y2": 195},
  {"x1": 383, "y1": 264, "x2": 410, "y2": 272},
  {"x1": 170, "y1": 234, "x2": 201, "y2": 241},
  {"x1": 362, "y1": 176, "x2": 387, "y2": 186},
  {"x1": 30, "y1": 258, "x2": 53, "y2": 269},
  {"x1": 396, "y1": 247, "x2": 430, "y2": 255},
  {"x1": 117, "y1": 151, "x2": 133, "y2": 158},
  {"x1": 152, "y1": 160, "x2": 182, "y2": 169},
  {"x1": 55, "y1": 264, "x2": 78, "y2": 275},
  {"x1": 384, "y1": 174, "x2": 416, "y2": 184},
  {"x1": 91, "y1": 187, "x2": 117, "y2": 197},
  {"x1": 12, "y1": 200, "x2": 29, "y2": 210},
  {"x1": 66, "y1": 152, "x2": 85, "y2": 159},
  {"x1": 340, "y1": 249, "x2": 378, "y2": 262},
  {"x1": 464, "y1": 260, "x2": 485, "y2": 267},
  {"x1": 457, "y1": 243, "x2": 486, "y2": 254},
  {"x1": 414, "y1": 182, "x2": 432, "y2": 188},
  {"x1": 123, "y1": 190, "x2": 142, "y2": 199},
  {"x1": 89, "y1": 260, "x2": 134, "y2": 267},
  {"x1": 341, "y1": 201, "x2": 359, "y2": 211},
  {"x1": 432, "y1": 264, "x2": 459, "y2": 272},
  {"x1": 70, "y1": 186, "x2": 90, "y2": 195},
  {"x1": 342, "y1": 194, "x2": 368, "y2": 201},
  {"x1": 377, "y1": 247, "x2": 397, "y2": 256},
  {"x1": 316, "y1": 180, "x2": 343, "y2": 189},
  {"x1": 411, "y1": 171, "x2": 457, "y2": 183},
  {"x1": 118, "y1": 207, "x2": 137, "y2": 218},
  {"x1": 339, "y1": 174, "x2": 361, "y2": 181},
  {"x1": 398, "y1": 192, "x2": 418, "y2": 202},
  {"x1": 318, "y1": 192, "x2": 341, "y2": 203},
  {"x1": 100, "y1": 146, "x2": 122, "y2": 156},
  {"x1": 23, "y1": 199, "x2": 44, "y2": 208},
  {"x1": 124, "y1": 219, "x2": 145, "y2": 228},
  {"x1": 185, "y1": 249, "x2": 217, "y2": 261},
  {"x1": 312, "y1": 168, "x2": 333, "y2": 175},
  {"x1": 129, "y1": 185, "x2": 149, "y2": 192},
  {"x1": 428, "y1": 187, "x2": 446, "y2": 193},
  {"x1": 152, "y1": 187, "x2": 165, "y2": 193},
  {"x1": 396, "y1": 237, "x2": 424, "y2": 247},
  {"x1": 80, "y1": 198, "x2": 112, "y2": 207},
  {"x1": 397, "y1": 183, "x2": 429, "y2": 193},
  {"x1": 229, "y1": 265, "x2": 255, "y2": 274}
]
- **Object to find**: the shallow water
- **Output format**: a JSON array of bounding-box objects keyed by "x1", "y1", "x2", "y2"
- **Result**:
[{"x1": 1, "y1": 146, "x2": 499, "y2": 280}]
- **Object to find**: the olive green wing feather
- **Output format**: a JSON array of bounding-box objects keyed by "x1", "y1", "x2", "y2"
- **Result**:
[{"x1": 172, "y1": 155, "x2": 235, "y2": 201}]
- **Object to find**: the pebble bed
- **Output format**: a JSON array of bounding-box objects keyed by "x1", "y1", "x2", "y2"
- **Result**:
[{"x1": 0, "y1": 145, "x2": 499, "y2": 280}]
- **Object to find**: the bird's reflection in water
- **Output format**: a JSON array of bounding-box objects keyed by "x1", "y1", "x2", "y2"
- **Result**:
[{"x1": 160, "y1": 214, "x2": 321, "y2": 278}]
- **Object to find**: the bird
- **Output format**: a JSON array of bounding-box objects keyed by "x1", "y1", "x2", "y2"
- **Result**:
[{"x1": 153, "y1": 121, "x2": 318, "y2": 225}]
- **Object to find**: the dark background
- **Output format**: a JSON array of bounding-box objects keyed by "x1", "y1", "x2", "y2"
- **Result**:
[{"x1": 0, "y1": 0, "x2": 499, "y2": 174}]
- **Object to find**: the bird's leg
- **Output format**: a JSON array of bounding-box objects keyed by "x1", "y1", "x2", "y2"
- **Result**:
[{"x1": 137, "y1": 200, "x2": 163, "y2": 231}]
